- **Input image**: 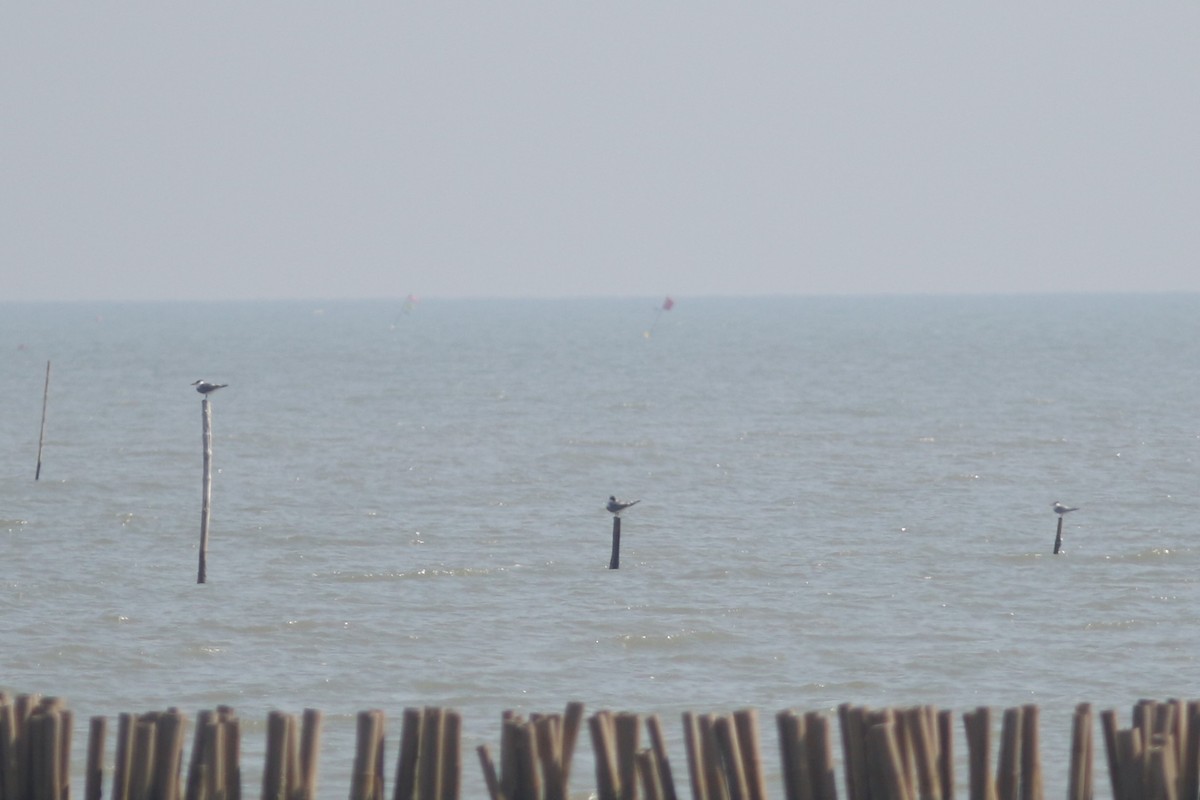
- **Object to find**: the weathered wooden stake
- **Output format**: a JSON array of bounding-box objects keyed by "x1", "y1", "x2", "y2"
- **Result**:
[
  {"x1": 35, "y1": 360, "x2": 51, "y2": 480},
  {"x1": 1053, "y1": 516, "x2": 1064, "y2": 555},
  {"x1": 609, "y1": 517, "x2": 621, "y2": 570},
  {"x1": 198, "y1": 397, "x2": 213, "y2": 584}
]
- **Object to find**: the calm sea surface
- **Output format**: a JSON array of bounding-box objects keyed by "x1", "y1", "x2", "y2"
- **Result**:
[{"x1": 3, "y1": 294, "x2": 1199, "y2": 798}]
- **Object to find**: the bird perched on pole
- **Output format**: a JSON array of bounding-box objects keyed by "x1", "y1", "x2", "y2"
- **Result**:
[
  {"x1": 192, "y1": 380, "x2": 228, "y2": 397},
  {"x1": 1052, "y1": 502, "x2": 1078, "y2": 515},
  {"x1": 606, "y1": 496, "x2": 640, "y2": 516}
]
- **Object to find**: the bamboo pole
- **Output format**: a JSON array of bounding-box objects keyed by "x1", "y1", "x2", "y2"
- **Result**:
[
  {"x1": 638, "y1": 749, "x2": 663, "y2": 800},
  {"x1": 419, "y1": 707, "x2": 445, "y2": 800},
  {"x1": 31, "y1": 708, "x2": 61, "y2": 800},
  {"x1": 804, "y1": 712, "x2": 837, "y2": 800},
  {"x1": 351, "y1": 710, "x2": 386, "y2": 800},
  {"x1": 151, "y1": 710, "x2": 185, "y2": 800},
  {"x1": 535, "y1": 714, "x2": 565, "y2": 800},
  {"x1": 711, "y1": 716, "x2": 744, "y2": 800},
  {"x1": 86, "y1": 715, "x2": 106, "y2": 800},
  {"x1": 0, "y1": 696, "x2": 16, "y2": 800},
  {"x1": 995, "y1": 707, "x2": 1022, "y2": 800},
  {"x1": 184, "y1": 710, "x2": 211, "y2": 800},
  {"x1": 775, "y1": 712, "x2": 808, "y2": 800},
  {"x1": 905, "y1": 706, "x2": 940, "y2": 800},
  {"x1": 561, "y1": 702, "x2": 585, "y2": 790},
  {"x1": 1183, "y1": 702, "x2": 1200, "y2": 800},
  {"x1": 476, "y1": 745, "x2": 502, "y2": 800},
  {"x1": 129, "y1": 716, "x2": 157, "y2": 800},
  {"x1": 1067, "y1": 704, "x2": 1092, "y2": 800},
  {"x1": 867, "y1": 722, "x2": 911, "y2": 800},
  {"x1": 440, "y1": 709, "x2": 462, "y2": 800},
  {"x1": 839, "y1": 705, "x2": 869, "y2": 800},
  {"x1": 733, "y1": 710, "x2": 766, "y2": 800},
  {"x1": 262, "y1": 710, "x2": 291, "y2": 800},
  {"x1": 646, "y1": 715, "x2": 679, "y2": 800},
  {"x1": 1018, "y1": 704, "x2": 1042, "y2": 800},
  {"x1": 395, "y1": 708, "x2": 423, "y2": 800},
  {"x1": 1100, "y1": 709, "x2": 1121, "y2": 800},
  {"x1": 962, "y1": 707, "x2": 992, "y2": 800},
  {"x1": 198, "y1": 397, "x2": 213, "y2": 584},
  {"x1": 218, "y1": 706, "x2": 241, "y2": 800},
  {"x1": 35, "y1": 360, "x2": 50, "y2": 481},
  {"x1": 681, "y1": 713, "x2": 706, "y2": 800},
  {"x1": 299, "y1": 708, "x2": 322, "y2": 800},
  {"x1": 113, "y1": 713, "x2": 134, "y2": 800},
  {"x1": 13, "y1": 695, "x2": 36, "y2": 800},
  {"x1": 591, "y1": 712, "x2": 621, "y2": 800},
  {"x1": 499, "y1": 715, "x2": 518, "y2": 800},
  {"x1": 615, "y1": 713, "x2": 641, "y2": 800},
  {"x1": 937, "y1": 709, "x2": 954, "y2": 800}
]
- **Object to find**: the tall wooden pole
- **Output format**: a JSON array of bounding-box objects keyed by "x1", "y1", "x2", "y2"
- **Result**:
[
  {"x1": 198, "y1": 397, "x2": 212, "y2": 584},
  {"x1": 1053, "y1": 516, "x2": 1064, "y2": 555},
  {"x1": 35, "y1": 360, "x2": 51, "y2": 480},
  {"x1": 608, "y1": 517, "x2": 621, "y2": 570}
]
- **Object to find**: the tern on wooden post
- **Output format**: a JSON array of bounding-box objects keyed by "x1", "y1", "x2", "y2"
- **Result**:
[
  {"x1": 606, "y1": 496, "x2": 639, "y2": 570},
  {"x1": 194, "y1": 381, "x2": 228, "y2": 584}
]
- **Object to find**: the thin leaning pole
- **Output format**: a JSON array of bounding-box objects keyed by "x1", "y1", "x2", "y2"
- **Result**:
[{"x1": 35, "y1": 360, "x2": 51, "y2": 480}]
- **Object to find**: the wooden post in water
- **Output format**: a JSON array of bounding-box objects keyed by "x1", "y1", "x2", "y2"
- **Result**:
[
  {"x1": 198, "y1": 397, "x2": 213, "y2": 584},
  {"x1": 35, "y1": 360, "x2": 51, "y2": 480},
  {"x1": 609, "y1": 517, "x2": 621, "y2": 570},
  {"x1": 1053, "y1": 516, "x2": 1064, "y2": 555}
]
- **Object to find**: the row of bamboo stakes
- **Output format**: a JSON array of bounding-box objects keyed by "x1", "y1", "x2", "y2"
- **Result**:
[{"x1": 2, "y1": 692, "x2": 1197, "y2": 800}]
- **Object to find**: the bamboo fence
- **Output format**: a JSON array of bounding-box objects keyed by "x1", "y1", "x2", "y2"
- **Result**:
[{"x1": 1, "y1": 692, "x2": 1197, "y2": 800}]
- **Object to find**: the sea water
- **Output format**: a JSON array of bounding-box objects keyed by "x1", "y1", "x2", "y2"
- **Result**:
[{"x1": 3, "y1": 294, "x2": 1199, "y2": 798}]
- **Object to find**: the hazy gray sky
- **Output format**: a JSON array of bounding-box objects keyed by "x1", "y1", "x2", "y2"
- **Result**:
[{"x1": 3, "y1": 5, "x2": 1197, "y2": 301}]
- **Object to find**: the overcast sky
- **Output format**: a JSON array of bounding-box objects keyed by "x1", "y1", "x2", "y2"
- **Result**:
[{"x1": 2, "y1": 5, "x2": 1197, "y2": 302}]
